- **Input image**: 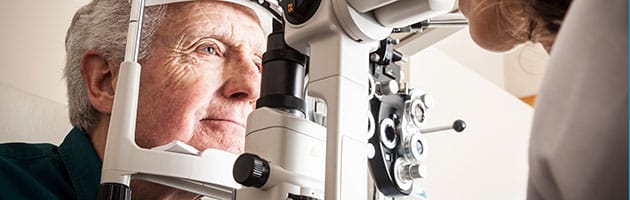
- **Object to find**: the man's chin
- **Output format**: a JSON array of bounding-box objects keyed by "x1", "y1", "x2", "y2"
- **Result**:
[
  {"x1": 200, "y1": 119, "x2": 246, "y2": 134},
  {"x1": 194, "y1": 125, "x2": 245, "y2": 154}
]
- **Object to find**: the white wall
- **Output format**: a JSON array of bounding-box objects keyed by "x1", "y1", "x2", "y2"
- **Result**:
[
  {"x1": 427, "y1": 28, "x2": 548, "y2": 98},
  {"x1": 0, "y1": 1, "x2": 88, "y2": 104},
  {"x1": 503, "y1": 43, "x2": 548, "y2": 97},
  {"x1": 409, "y1": 46, "x2": 533, "y2": 200},
  {"x1": 430, "y1": 29, "x2": 506, "y2": 88},
  {"x1": 0, "y1": 1, "x2": 86, "y2": 143}
]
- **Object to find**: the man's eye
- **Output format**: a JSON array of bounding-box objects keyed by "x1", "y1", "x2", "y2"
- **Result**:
[
  {"x1": 202, "y1": 46, "x2": 217, "y2": 55},
  {"x1": 198, "y1": 43, "x2": 222, "y2": 56}
]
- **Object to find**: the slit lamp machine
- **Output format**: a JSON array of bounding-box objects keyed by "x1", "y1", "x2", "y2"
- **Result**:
[{"x1": 96, "y1": 0, "x2": 468, "y2": 199}]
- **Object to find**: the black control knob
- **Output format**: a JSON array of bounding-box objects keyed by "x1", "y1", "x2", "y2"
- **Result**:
[
  {"x1": 279, "y1": 0, "x2": 321, "y2": 25},
  {"x1": 233, "y1": 153, "x2": 270, "y2": 188},
  {"x1": 452, "y1": 119, "x2": 466, "y2": 132}
]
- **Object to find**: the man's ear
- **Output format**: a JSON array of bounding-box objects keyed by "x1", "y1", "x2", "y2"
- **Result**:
[{"x1": 80, "y1": 50, "x2": 116, "y2": 114}]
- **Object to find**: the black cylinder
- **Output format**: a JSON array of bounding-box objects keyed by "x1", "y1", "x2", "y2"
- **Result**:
[
  {"x1": 96, "y1": 183, "x2": 131, "y2": 200},
  {"x1": 233, "y1": 153, "x2": 270, "y2": 188},
  {"x1": 256, "y1": 21, "x2": 308, "y2": 114},
  {"x1": 260, "y1": 49, "x2": 305, "y2": 99}
]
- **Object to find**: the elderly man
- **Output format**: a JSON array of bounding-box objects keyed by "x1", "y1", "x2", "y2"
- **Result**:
[{"x1": 0, "y1": 0, "x2": 266, "y2": 199}]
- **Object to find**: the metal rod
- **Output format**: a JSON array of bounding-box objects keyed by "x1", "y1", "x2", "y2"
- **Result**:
[
  {"x1": 123, "y1": 0, "x2": 145, "y2": 62},
  {"x1": 422, "y1": 20, "x2": 468, "y2": 28},
  {"x1": 420, "y1": 125, "x2": 452, "y2": 134},
  {"x1": 420, "y1": 119, "x2": 466, "y2": 134}
]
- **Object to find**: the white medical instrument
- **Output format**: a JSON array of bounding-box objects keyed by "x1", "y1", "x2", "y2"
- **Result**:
[{"x1": 96, "y1": 0, "x2": 467, "y2": 199}]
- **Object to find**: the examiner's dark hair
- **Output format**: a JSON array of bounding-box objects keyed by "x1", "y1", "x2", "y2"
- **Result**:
[
  {"x1": 494, "y1": 0, "x2": 573, "y2": 49},
  {"x1": 529, "y1": 0, "x2": 572, "y2": 35}
]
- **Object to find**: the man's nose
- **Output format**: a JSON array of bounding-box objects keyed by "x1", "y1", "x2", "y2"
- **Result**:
[{"x1": 221, "y1": 53, "x2": 261, "y2": 103}]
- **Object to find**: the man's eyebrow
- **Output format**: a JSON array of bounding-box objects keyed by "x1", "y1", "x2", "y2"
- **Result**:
[
  {"x1": 190, "y1": 29, "x2": 232, "y2": 44},
  {"x1": 187, "y1": 27, "x2": 265, "y2": 55}
]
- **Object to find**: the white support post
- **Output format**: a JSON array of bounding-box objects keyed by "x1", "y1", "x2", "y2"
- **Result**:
[{"x1": 307, "y1": 32, "x2": 371, "y2": 200}]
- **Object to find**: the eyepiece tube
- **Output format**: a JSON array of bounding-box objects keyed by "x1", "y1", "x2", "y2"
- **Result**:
[{"x1": 256, "y1": 21, "x2": 308, "y2": 115}]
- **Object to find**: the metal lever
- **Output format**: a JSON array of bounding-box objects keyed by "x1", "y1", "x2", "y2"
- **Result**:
[
  {"x1": 392, "y1": 13, "x2": 468, "y2": 33},
  {"x1": 420, "y1": 119, "x2": 466, "y2": 134}
]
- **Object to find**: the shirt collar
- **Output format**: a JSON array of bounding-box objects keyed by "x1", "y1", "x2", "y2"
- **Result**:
[{"x1": 58, "y1": 127, "x2": 102, "y2": 200}]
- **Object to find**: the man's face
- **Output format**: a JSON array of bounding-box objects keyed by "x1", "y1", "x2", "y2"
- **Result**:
[{"x1": 134, "y1": 1, "x2": 266, "y2": 154}]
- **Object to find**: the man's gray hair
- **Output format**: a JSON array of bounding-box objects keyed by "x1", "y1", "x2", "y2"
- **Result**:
[{"x1": 64, "y1": 0, "x2": 167, "y2": 133}]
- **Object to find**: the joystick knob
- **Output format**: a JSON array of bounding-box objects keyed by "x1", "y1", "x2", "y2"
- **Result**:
[{"x1": 233, "y1": 153, "x2": 270, "y2": 188}]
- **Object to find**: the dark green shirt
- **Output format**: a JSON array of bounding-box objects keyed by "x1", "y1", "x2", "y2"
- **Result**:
[{"x1": 0, "y1": 127, "x2": 101, "y2": 200}]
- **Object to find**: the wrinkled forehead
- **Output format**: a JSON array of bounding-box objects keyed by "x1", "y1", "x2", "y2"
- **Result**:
[
  {"x1": 159, "y1": 1, "x2": 267, "y2": 53},
  {"x1": 146, "y1": 0, "x2": 273, "y2": 34}
]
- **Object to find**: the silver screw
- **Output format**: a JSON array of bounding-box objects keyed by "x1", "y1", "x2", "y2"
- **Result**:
[
  {"x1": 379, "y1": 80, "x2": 399, "y2": 95},
  {"x1": 399, "y1": 162, "x2": 427, "y2": 181},
  {"x1": 370, "y1": 53, "x2": 380, "y2": 62},
  {"x1": 412, "y1": 101, "x2": 425, "y2": 125}
]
